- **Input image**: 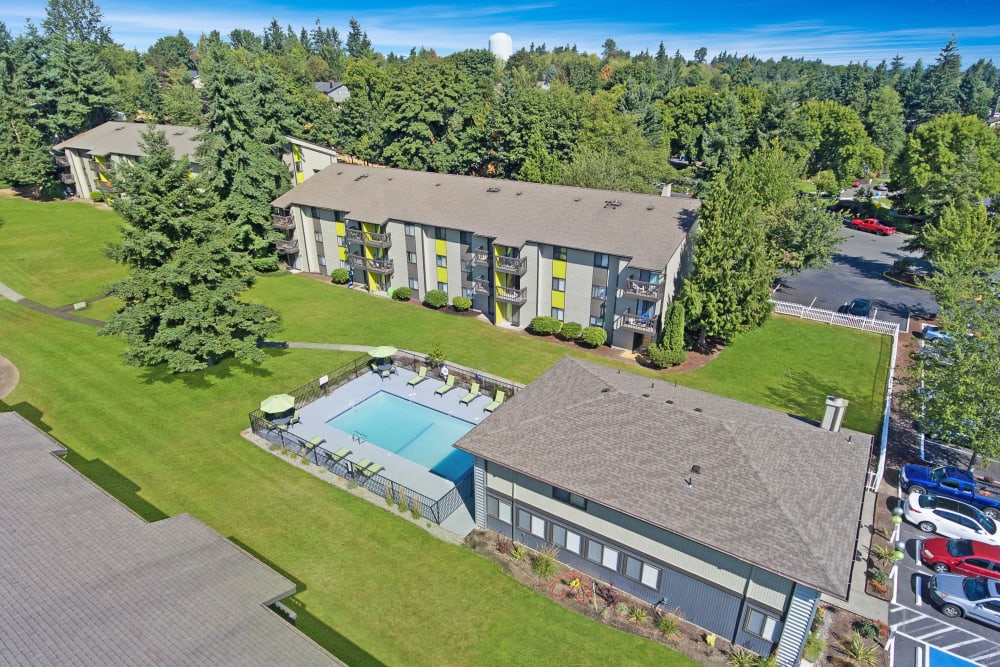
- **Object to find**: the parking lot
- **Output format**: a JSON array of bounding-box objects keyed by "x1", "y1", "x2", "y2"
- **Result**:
[{"x1": 774, "y1": 224, "x2": 938, "y2": 327}]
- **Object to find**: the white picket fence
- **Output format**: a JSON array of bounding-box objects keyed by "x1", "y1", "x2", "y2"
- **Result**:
[
  {"x1": 771, "y1": 299, "x2": 900, "y2": 336},
  {"x1": 770, "y1": 298, "x2": 898, "y2": 492}
]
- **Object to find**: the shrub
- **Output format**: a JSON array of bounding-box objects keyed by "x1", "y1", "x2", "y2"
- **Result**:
[
  {"x1": 868, "y1": 568, "x2": 889, "y2": 586},
  {"x1": 330, "y1": 268, "x2": 350, "y2": 284},
  {"x1": 657, "y1": 614, "x2": 682, "y2": 639},
  {"x1": 868, "y1": 543, "x2": 895, "y2": 568},
  {"x1": 810, "y1": 605, "x2": 827, "y2": 632},
  {"x1": 427, "y1": 342, "x2": 446, "y2": 366},
  {"x1": 646, "y1": 343, "x2": 687, "y2": 368},
  {"x1": 510, "y1": 542, "x2": 528, "y2": 562},
  {"x1": 452, "y1": 296, "x2": 472, "y2": 311},
  {"x1": 424, "y1": 289, "x2": 448, "y2": 308},
  {"x1": 844, "y1": 632, "x2": 879, "y2": 667},
  {"x1": 384, "y1": 488, "x2": 395, "y2": 506},
  {"x1": 804, "y1": 631, "x2": 825, "y2": 662},
  {"x1": 727, "y1": 648, "x2": 758, "y2": 667},
  {"x1": 855, "y1": 619, "x2": 881, "y2": 640},
  {"x1": 528, "y1": 316, "x2": 563, "y2": 336},
  {"x1": 496, "y1": 535, "x2": 513, "y2": 555},
  {"x1": 532, "y1": 553, "x2": 558, "y2": 579},
  {"x1": 560, "y1": 322, "x2": 583, "y2": 340},
  {"x1": 580, "y1": 326, "x2": 608, "y2": 347},
  {"x1": 615, "y1": 602, "x2": 630, "y2": 616},
  {"x1": 628, "y1": 606, "x2": 648, "y2": 625},
  {"x1": 346, "y1": 480, "x2": 358, "y2": 490},
  {"x1": 410, "y1": 499, "x2": 421, "y2": 520},
  {"x1": 89, "y1": 190, "x2": 104, "y2": 202},
  {"x1": 392, "y1": 286, "x2": 412, "y2": 301},
  {"x1": 397, "y1": 495, "x2": 408, "y2": 513}
]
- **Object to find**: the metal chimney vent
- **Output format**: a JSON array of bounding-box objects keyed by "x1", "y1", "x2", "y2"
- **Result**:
[{"x1": 821, "y1": 396, "x2": 849, "y2": 432}]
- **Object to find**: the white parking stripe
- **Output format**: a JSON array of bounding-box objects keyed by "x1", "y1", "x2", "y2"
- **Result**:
[
  {"x1": 914, "y1": 626, "x2": 955, "y2": 641},
  {"x1": 942, "y1": 637, "x2": 991, "y2": 650}
]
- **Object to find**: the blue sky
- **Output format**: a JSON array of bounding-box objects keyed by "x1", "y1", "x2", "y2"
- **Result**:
[{"x1": 3, "y1": 0, "x2": 998, "y2": 66}]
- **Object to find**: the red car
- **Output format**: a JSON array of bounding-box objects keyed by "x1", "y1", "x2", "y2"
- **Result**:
[
  {"x1": 850, "y1": 218, "x2": 896, "y2": 235},
  {"x1": 920, "y1": 537, "x2": 1000, "y2": 579}
]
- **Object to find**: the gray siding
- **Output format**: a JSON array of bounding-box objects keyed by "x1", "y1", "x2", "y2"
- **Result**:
[{"x1": 474, "y1": 457, "x2": 487, "y2": 528}]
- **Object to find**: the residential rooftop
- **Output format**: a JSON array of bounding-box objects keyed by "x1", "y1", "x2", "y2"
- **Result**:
[
  {"x1": 454, "y1": 357, "x2": 871, "y2": 598},
  {"x1": 0, "y1": 412, "x2": 343, "y2": 667},
  {"x1": 54, "y1": 121, "x2": 200, "y2": 160},
  {"x1": 272, "y1": 163, "x2": 699, "y2": 270}
]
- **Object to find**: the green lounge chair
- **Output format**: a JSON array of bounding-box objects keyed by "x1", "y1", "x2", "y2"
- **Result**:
[
  {"x1": 354, "y1": 458, "x2": 373, "y2": 476},
  {"x1": 380, "y1": 367, "x2": 392, "y2": 380},
  {"x1": 459, "y1": 382, "x2": 480, "y2": 406},
  {"x1": 484, "y1": 390, "x2": 505, "y2": 413},
  {"x1": 327, "y1": 446, "x2": 350, "y2": 464},
  {"x1": 360, "y1": 461, "x2": 384, "y2": 478},
  {"x1": 307, "y1": 436, "x2": 326, "y2": 448},
  {"x1": 407, "y1": 366, "x2": 428, "y2": 386},
  {"x1": 434, "y1": 375, "x2": 456, "y2": 396},
  {"x1": 289, "y1": 410, "x2": 301, "y2": 425}
]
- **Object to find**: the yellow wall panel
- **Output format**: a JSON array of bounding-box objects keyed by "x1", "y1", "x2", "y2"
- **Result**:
[
  {"x1": 435, "y1": 239, "x2": 447, "y2": 255},
  {"x1": 552, "y1": 259, "x2": 567, "y2": 279},
  {"x1": 436, "y1": 266, "x2": 448, "y2": 284},
  {"x1": 551, "y1": 291, "x2": 565, "y2": 309}
]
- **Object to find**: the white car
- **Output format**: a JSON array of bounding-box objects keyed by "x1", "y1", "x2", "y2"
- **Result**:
[{"x1": 904, "y1": 493, "x2": 1000, "y2": 545}]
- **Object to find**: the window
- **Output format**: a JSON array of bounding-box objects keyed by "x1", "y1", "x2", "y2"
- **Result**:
[
  {"x1": 592, "y1": 284, "x2": 607, "y2": 299},
  {"x1": 553, "y1": 487, "x2": 586, "y2": 509},
  {"x1": 517, "y1": 509, "x2": 545, "y2": 538},
  {"x1": 552, "y1": 277, "x2": 566, "y2": 292},
  {"x1": 624, "y1": 555, "x2": 642, "y2": 581},
  {"x1": 487, "y1": 495, "x2": 512, "y2": 524},
  {"x1": 551, "y1": 524, "x2": 566, "y2": 548},
  {"x1": 463, "y1": 287, "x2": 475, "y2": 299},
  {"x1": 435, "y1": 227, "x2": 447, "y2": 240},
  {"x1": 640, "y1": 562, "x2": 660, "y2": 589},
  {"x1": 553, "y1": 245, "x2": 567, "y2": 261},
  {"x1": 404, "y1": 223, "x2": 416, "y2": 237},
  {"x1": 590, "y1": 316, "x2": 605, "y2": 327},
  {"x1": 564, "y1": 530, "x2": 581, "y2": 554},
  {"x1": 438, "y1": 281, "x2": 448, "y2": 292},
  {"x1": 408, "y1": 278, "x2": 419, "y2": 290},
  {"x1": 586, "y1": 540, "x2": 603, "y2": 564},
  {"x1": 407, "y1": 252, "x2": 417, "y2": 264},
  {"x1": 314, "y1": 231, "x2": 323, "y2": 242},
  {"x1": 436, "y1": 255, "x2": 448, "y2": 268},
  {"x1": 340, "y1": 260, "x2": 349, "y2": 269},
  {"x1": 602, "y1": 545, "x2": 619, "y2": 570},
  {"x1": 594, "y1": 253, "x2": 609, "y2": 268},
  {"x1": 337, "y1": 235, "x2": 346, "y2": 247},
  {"x1": 517, "y1": 509, "x2": 532, "y2": 532},
  {"x1": 551, "y1": 308, "x2": 564, "y2": 321},
  {"x1": 318, "y1": 256, "x2": 327, "y2": 267},
  {"x1": 744, "y1": 609, "x2": 779, "y2": 641},
  {"x1": 460, "y1": 231, "x2": 472, "y2": 245},
  {"x1": 621, "y1": 555, "x2": 660, "y2": 589}
]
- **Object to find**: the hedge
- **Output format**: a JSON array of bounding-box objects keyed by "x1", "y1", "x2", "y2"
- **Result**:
[
  {"x1": 392, "y1": 286, "x2": 412, "y2": 301},
  {"x1": 528, "y1": 316, "x2": 563, "y2": 336},
  {"x1": 330, "y1": 268, "x2": 350, "y2": 284},
  {"x1": 560, "y1": 322, "x2": 583, "y2": 340},
  {"x1": 424, "y1": 289, "x2": 448, "y2": 309},
  {"x1": 580, "y1": 326, "x2": 608, "y2": 347},
  {"x1": 452, "y1": 296, "x2": 472, "y2": 311}
]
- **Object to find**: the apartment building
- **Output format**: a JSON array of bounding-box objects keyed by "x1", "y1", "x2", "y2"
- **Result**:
[
  {"x1": 54, "y1": 121, "x2": 337, "y2": 198},
  {"x1": 271, "y1": 164, "x2": 699, "y2": 350}
]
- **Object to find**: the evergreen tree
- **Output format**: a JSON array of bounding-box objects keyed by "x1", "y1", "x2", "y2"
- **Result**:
[
  {"x1": 196, "y1": 44, "x2": 291, "y2": 271},
  {"x1": 682, "y1": 156, "x2": 776, "y2": 347},
  {"x1": 920, "y1": 204, "x2": 999, "y2": 270},
  {"x1": 102, "y1": 129, "x2": 280, "y2": 372},
  {"x1": 346, "y1": 18, "x2": 373, "y2": 59},
  {"x1": 916, "y1": 38, "x2": 962, "y2": 123},
  {"x1": 0, "y1": 24, "x2": 53, "y2": 189},
  {"x1": 646, "y1": 300, "x2": 687, "y2": 368}
]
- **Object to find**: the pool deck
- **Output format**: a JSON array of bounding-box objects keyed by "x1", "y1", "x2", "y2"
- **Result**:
[{"x1": 284, "y1": 367, "x2": 490, "y2": 507}]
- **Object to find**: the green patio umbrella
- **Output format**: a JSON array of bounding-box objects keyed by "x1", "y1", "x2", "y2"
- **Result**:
[
  {"x1": 260, "y1": 394, "x2": 295, "y2": 414},
  {"x1": 368, "y1": 345, "x2": 398, "y2": 358}
]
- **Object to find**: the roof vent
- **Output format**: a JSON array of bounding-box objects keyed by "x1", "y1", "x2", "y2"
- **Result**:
[
  {"x1": 693, "y1": 407, "x2": 703, "y2": 412},
  {"x1": 641, "y1": 393, "x2": 650, "y2": 398},
  {"x1": 436, "y1": 183, "x2": 441, "y2": 186},
  {"x1": 487, "y1": 186, "x2": 500, "y2": 193},
  {"x1": 173, "y1": 130, "x2": 185, "y2": 136},
  {"x1": 691, "y1": 465, "x2": 702, "y2": 475},
  {"x1": 821, "y1": 396, "x2": 849, "y2": 432},
  {"x1": 665, "y1": 399, "x2": 674, "y2": 404},
  {"x1": 388, "y1": 177, "x2": 393, "y2": 181},
  {"x1": 604, "y1": 199, "x2": 622, "y2": 209},
  {"x1": 647, "y1": 205, "x2": 654, "y2": 211},
  {"x1": 685, "y1": 477, "x2": 694, "y2": 489},
  {"x1": 574, "y1": 198, "x2": 581, "y2": 202},
  {"x1": 601, "y1": 387, "x2": 611, "y2": 393},
  {"x1": 355, "y1": 173, "x2": 369, "y2": 181},
  {"x1": 516, "y1": 191, "x2": 522, "y2": 196}
]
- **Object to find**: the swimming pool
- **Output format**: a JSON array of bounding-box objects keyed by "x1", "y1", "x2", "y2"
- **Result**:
[{"x1": 326, "y1": 392, "x2": 474, "y2": 482}]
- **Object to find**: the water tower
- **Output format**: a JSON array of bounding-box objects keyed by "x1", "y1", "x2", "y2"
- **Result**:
[{"x1": 488, "y1": 32, "x2": 513, "y2": 61}]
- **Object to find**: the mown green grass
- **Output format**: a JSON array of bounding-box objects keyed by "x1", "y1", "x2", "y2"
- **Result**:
[
  {"x1": 0, "y1": 194, "x2": 125, "y2": 305},
  {"x1": 0, "y1": 299, "x2": 697, "y2": 666},
  {"x1": 0, "y1": 196, "x2": 891, "y2": 664}
]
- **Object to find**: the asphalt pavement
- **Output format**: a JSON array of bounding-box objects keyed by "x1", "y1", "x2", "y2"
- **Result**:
[{"x1": 774, "y1": 224, "x2": 938, "y2": 327}]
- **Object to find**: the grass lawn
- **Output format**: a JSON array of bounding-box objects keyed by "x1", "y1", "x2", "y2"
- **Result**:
[
  {"x1": 0, "y1": 196, "x2": 892, "y2": 664},
  {"x1": 0, "y1": 194, "x2": 125, "y2": 306}
]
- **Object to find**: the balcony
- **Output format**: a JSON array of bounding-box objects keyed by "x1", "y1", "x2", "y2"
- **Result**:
[
  {"x1": 495, "y1": 255, "x2": 527, "y2": 276},
  {"x1": 624, "y1": 279, "x2": 662, "y2": 299},
  {"x1": 53, "y1": 155, "x2": 69, "y2": 167},
  {"x1": 88, "y1": 159, "x2": 113, "y2": 175},
  {"x1": 95, "y1": 181, "x2": 116, "y2": 193},
  {"x1": 348, "y1": 254, "x2": 394, "y2": 276},
  {"x1": 60, "y1": 172, "x2": 75, "y2": 184},
  {"x1": 495, "y1": 285, "x2": 527, "y2": 305},
  {"x1": 271, "y1": 214, "x2": 294, "y2": 230},
  {"x1": 619, "y1": 313, "x2": 657, "y2": 335},
  {"x1": 467, "y1": 249, "x2": 489, "y2": 267},
  {"x1": 346, "y1": 228, "x2": 392, "y2": 249},
  {"x1": 275, "y1": 238, "x2": 299, "y2": 254},
  {"x1": 473, "y1": 279, "x2": 490, "y2": 295}
]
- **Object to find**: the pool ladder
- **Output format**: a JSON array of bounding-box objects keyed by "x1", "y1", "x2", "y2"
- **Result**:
[{"x1": 352, "y1": 431, "x2": 368, "y2": 444}]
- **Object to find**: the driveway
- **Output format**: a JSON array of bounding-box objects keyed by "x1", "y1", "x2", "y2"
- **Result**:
[{"x1": 773, "y1": 225, "x2": 938, "y2": 327}]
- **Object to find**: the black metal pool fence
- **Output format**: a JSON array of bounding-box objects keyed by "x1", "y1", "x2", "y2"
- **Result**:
[{"x1": 247, "y1": 351, "x2": 519, "y2": 524}]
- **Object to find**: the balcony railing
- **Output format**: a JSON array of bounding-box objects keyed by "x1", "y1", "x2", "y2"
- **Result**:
[
  {"x1": 495, "y1": 285, "x2": 527, "y2": 305},
  {"x1": 473, "y1": 279, "x2": 490, "y2": 295},
  {"x1": 348, "y1": 254, "x2": 394, "y2": 276},
  {"x1": 53, "y1": 155, "x2": 69, "y2": 167},
  {"x1": 271, "y1": 214, "x2": 294, "y2": 230},
  {"x1": 495, "y1": 255, "x2": 527, "y2": 276},
  {"x1": 619, "y1": 313, "x2": 657, "y2": 334},
  {"x1": 467, "y1": 249, "x2": 490, "y2": 267},
  {"x1": 275, "y1": 238, "x2": 299, "y2": 253},
  {"x1": 95, "y1": 181, "x2": 116, "y2": 193},
  {"x1": 624, "y1": 279, "x2": 662, "y2": 299},
  {"x1": 60, "y1": 172, "x2": 75, "y2": 184},
  {"x1": 88, "y1": 159, "x2": 113, "y2": 175},
  {"x1": 346, "y1": 228, "x2": 392, "y2": 248}
]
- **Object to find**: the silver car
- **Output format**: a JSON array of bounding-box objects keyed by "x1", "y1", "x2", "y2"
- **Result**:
[{"x1": 928, "y1": 573, "x2": 1000, "y2": 629}]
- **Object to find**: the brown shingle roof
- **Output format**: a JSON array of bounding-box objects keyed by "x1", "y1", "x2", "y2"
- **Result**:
[
  {"x1": 0, "y1": 412, "x2": 343, "y2": 666},
  {"x1": 454, "y1": 357, "x2": 871, "y2": 598},
  {"x1": 272, "y1": 163, "x2": 699, "y2": 270},
  {"x1": 53, "y1": 121, "x2": 200, "y2": 160}
]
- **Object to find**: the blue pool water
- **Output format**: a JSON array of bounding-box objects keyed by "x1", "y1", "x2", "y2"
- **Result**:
[{"x1": 326, "y1": 392, "x2": 474, "y2": 482}]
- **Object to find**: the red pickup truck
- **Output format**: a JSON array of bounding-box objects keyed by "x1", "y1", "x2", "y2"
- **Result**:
[{"x1": 850, "y1": 218, "x2": 896, "y2": 235}]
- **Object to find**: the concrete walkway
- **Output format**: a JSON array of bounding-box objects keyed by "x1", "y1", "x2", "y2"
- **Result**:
[{"x1": 0, "y1": 281, "x2": 105, "y2": 327}]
